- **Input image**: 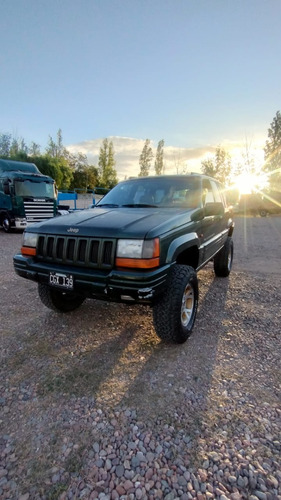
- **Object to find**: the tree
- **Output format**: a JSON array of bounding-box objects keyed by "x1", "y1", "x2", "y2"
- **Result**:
[
  {"x1": 0, "y1": 133, "x2": 29, "y2": 161},
  {"x1": 10, "y1": 138, "x2": 19, "y2": 156},
  {"x1": 9, "y1": 137, "x2": 28, "y2": 157},
  {"x1": 58, "y1": 160, "x2": 74, "y2": 190},
  {"x1": 139, "y1": 139, "x2": 153, "y2": 177},
  {"x1": 0, "y1": 133, "x2": 11, "y2": 156},
  {"x1": 172, "y1": 150, "x2": 188, "y2": 174},
  {"x1": 264, "y1": 110, "x2": 281, "y2": 189},
  {"x1": 201, "y1": 146, "x2": 232, "y2": 186},
  {"x1": 44, "y1": 129, "x2": 74, "y2": 189},
  {"x1": 87, "y1": 165, "x2": 100, "y2": 189},
  {"x1": 98, "y1": 138, "x2": 118, "y2": 188},
  {"x1": 64, "y1": 150, "x2": 87, "y2": 170},
  {"x1": 46, "y1": 129, "x2": 65, "y2": 158},
  {"x1": 29, "y1": 141, "x2": 41, "y2": 156},
  {"x1": 28, "y1": 154, "x2": 73, "y2": 189},
  {"x1": 201, "y1": 158, "x2": 216, "y2": 178},
  {"x1": 70, "y1": 164, "x2": 99, "y2": 191},
  {"x1": 29, "y1": 155, "x2": 63, "y2": 185},
  {"x1": 154, "y1": 140, "x2": 165, "y2": 175}
]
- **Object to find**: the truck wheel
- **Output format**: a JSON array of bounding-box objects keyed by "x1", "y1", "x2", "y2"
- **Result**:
[
  {"x1": 2, "y1": 216, "x2": 12, "y2": 233},
  {"x1": 214, "y1": 237, "x2": 233, "y2": 277},
  {"x1": 153, "y1": 264, "x2": 198, "y2": 343},
  {"x1": 38, "y1": 283, "x2": 85, "y2": 312},
  {"x1": 259, "y1": 208, "x2": 268, "y2": 217}
]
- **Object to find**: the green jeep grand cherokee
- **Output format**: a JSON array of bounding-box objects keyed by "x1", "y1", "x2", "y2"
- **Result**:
[{"x1": 14, "y1": 174, "x2": 234, "y2": 343}]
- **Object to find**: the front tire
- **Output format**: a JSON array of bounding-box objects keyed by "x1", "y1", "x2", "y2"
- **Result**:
[
  {"x1": 38, "y1": 283, "x2": 85, "y2": 312},
  {"x1": 259, "y1": 208, "x2": 268, "y2": 217},
  {"x1": 214, "y1": 237, "x2": 233, "y2": 277},
  {"x1": 153, "y1": 264, "x2": 198, "y2": 343},
  {"x1": 2, "y1": 216, "x2": 12, "y2": 233}
]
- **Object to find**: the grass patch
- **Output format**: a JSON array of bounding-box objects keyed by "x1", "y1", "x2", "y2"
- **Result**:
[
  {"x1": 38, "y1": 354, "x2": 106, "y2": 396},
  {"x1": 47, "y1": 483, "x2": 67, "y2": 500}
]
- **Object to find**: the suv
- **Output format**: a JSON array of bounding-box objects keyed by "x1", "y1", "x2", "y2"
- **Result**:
[{"x1": 14, "y1": 174, "x2": 234, "y2": 344}]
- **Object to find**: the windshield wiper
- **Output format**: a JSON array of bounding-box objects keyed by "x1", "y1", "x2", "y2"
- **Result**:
[
  {"x1": 121, "y1": 203, "x2": 158, "y2": 208},
  {"x1": 96, "y1": 203, "x2": 119, "y2": 208}
]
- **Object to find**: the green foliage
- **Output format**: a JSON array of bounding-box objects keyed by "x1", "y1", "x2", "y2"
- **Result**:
[
  {"x1": 264, "y1": 110, "x2": 281, "y2": 189},
  {"x1": 201, "y1": 158, "x2": 216, "y2": 178},
  {"x1": 98, "y1": 138, "x2": 118, "y2": 188},
  {"x1": 70, "y1": 164, "x2": 99, "y2": 191},
  {"x1": 46, "y1": 128, "x2": 65, "y2": 158},
  {"x1": 0, "y1": 133, "x2": 12, "y2": 156},
  {"x1": 0, "y1": 129, "x2": 105, "y2": 190},
  {"x1": 201, "y1": 146, "x2": 232, "y2": 186},
  {"x1": 58, "y1": 160, "x2": 74, "y2": 190},
  {"x1": 139, "y1": 139, "x2": 153, "y2": 177},
  {"x1": 27, "y1": 155, "x2": 73, "y2": 189},
  {"x1": 154, "y1": 139, "x2": 165, "y2": 175},
  {"x1": 0, "y1": 133, "x2": 28, "y2": 158},
  {"x1": 28, "y1": 155, "x2": 61, "y2": 181},
  {"x1": 29, "y1": 141, "x2": 41, "y2": 156}
]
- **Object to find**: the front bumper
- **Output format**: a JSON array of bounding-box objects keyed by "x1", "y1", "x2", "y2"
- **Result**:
[
  {"x1": 12, "y1": 217, "x2": 27, "y2": 229},
  {"x1": 13, "y1": 254, "x2": 171, "y2": 304}
]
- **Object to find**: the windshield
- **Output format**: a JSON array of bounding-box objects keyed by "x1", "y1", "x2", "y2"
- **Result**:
[
  {"x1": 97, "y1": 176, "x2": 202, "y2": 209},
  {"x1": 15, "y1": 180, "x2": 55, "y2": 198}
]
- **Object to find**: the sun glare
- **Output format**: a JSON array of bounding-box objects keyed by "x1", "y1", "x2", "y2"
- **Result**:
[{"x1": 234, "y1": 172, "x2": 269, "y2": 195}]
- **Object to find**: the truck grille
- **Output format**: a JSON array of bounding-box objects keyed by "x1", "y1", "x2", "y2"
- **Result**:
[
  {"x1": 24, "y1": 200, "x2": 55, "y2": 223},
  {"x1": 36, "y1": 235, "x2": 116, "y2": 269}
]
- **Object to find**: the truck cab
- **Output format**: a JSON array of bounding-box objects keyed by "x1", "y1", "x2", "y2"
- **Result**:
[{"x1": 0, "y1": 159, "x2": 57, "y2": 232}]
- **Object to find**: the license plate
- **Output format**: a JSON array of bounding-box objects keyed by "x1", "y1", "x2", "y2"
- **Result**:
[{"x1": 49, "y1": 272, "x2": 74, "y2": 290}]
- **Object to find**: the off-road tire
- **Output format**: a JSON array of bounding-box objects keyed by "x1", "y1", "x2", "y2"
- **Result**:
[
  {"x1": 38, "y1": 283, "x2": 85, "y2": 312},
  {"x1": 152, "y1": 264, "x2": 198, "y2": 344},
  {"x1": 214, "y1": 236, "x2": 233, "y2": 277}
]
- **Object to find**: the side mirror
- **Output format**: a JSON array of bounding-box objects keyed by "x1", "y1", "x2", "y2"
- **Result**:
[
  {"x1": 204, "y1": 202, "x2": 224, "y2": 216},
  {"x1": 190, "y1": 208, "x2": 205, "y2": 221},
  {"x1": 3, "y1": 181, "x2": 10, "y2": 195}
]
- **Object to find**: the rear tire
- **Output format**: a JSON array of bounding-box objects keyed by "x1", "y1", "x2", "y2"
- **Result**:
[
  {"x1": 153, "y1": 264, "x2": 198, "y2": 343},
  {"x1": 38, "y1": 283, "x2": 85, "y2": 312},
  {"x1": 214, "y1": 237, "x2": 233, "y2": 277}
]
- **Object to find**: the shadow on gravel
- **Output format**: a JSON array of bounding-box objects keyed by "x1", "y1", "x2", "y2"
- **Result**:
[
  {"x1": 7, "y1": 267, "x2": 231, "y2": 433},
  {"x1": 113, "y1": 270, "x2": 231, "y2": 426}
]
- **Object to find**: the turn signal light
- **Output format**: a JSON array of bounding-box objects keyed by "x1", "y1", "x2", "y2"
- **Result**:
[{"x1": 21, "y1": 246, "x2": 36, "y2": 256}]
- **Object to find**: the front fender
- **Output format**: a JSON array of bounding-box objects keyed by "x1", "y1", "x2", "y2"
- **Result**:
[{"x1": 166, "y1": 233, "x2": 200, "y2": 264}]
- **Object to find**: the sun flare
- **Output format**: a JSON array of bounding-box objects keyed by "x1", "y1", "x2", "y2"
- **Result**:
[{"x1": 234, "y1": 172, "x2": 268, "y2": 195}]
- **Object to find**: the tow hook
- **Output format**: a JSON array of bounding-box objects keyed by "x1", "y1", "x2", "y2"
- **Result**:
[{"x1": 138, "y1": 287, "x2": 154, "y2": 299}]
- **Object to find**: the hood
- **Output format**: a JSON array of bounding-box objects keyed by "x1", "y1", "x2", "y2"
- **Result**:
[{"x1": 27, "y1": 206, "x2": 194, "y2": 238}]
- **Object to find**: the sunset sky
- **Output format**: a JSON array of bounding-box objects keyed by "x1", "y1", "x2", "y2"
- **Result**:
[{"x1": 1, "y1": 0, "x2": 280, "y2": 179}]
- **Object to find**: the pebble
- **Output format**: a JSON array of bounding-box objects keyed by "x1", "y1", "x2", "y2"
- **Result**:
[{"x1": 0, "y1": 254, "x2": 280, "y2": 499}]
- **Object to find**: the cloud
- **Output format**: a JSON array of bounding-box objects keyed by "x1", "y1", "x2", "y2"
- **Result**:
[
  {"x1": 67, "y1": 136, "x2": 218, "y2": 180},
  {"x1": 67, "y1": 135, "x2": 266, "y2": 181}
]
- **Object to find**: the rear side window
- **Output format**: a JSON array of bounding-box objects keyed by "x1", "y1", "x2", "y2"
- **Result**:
[
  {"x1": 210, "y1": 180, "x2": 224, "y2": 203},
  {"x1": 202, "y1": 180, "x2": 224, "y2": 204}
]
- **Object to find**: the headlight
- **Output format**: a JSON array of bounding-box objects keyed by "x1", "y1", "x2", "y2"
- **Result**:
[
  {"x1": 21, "y1": 232, "x2": 38, "y2": 256},
  {"x1": 117, "y1": 239, "x2": 143, "y2": 258},
  {"x1": 116, "y1": 238, "x2": 160, "y2": 269},
  {"x1": 22, "y1": 232, "x2": 38, "y2": 248}
]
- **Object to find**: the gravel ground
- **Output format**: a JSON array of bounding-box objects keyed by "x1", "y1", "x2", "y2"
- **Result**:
[{"x1": 0, "y1": 215, "x2": 280, "y2": 500}]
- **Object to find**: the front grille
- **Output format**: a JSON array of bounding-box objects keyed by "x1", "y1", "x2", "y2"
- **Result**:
[
  {"x1": 24, "y1": 200, "x2": 54, "y2": 222},
  {"x1": 37, "y1": 235, "x2": 116, "y2": 269}
]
